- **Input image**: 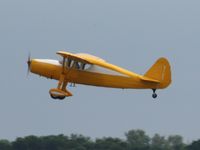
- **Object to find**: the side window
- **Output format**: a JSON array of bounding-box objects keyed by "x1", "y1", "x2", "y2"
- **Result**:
[
  {"x1": 74, "y1": 62, "x2": 80, "y2": 69},
  {"x1": 80, "y1": 63, "x2": 86, "y2": 70},
  {"x1": 66, "y1": 59, "x2": 73, "y2": 68},
  {"x1": 64, "y1": 59, "x2": 91, "y2": 70},
  {"x1": 59, "y1": 58, "x2": 67, "y2": 67},
  {"x1": 79, "y1": 63, "x2": 91, "y2": 70},
  {"x1": 84, "y1": 64, "x2": 91, "y2": 70}
]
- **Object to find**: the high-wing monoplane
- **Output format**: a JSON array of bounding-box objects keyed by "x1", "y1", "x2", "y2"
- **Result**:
[{"x1": 27, "y1": 51, "x2": 171, "y2": 100}]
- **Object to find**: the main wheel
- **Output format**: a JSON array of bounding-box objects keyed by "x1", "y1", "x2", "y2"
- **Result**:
[
  {"x1": 50, "y1": 94, "x2": 65, "y2": 100},
  {"x1": 58, "y1": 96, "x2": 66, "y2": 100},
  {"x1": 152, "y1": 93, "x2": 157, "y2": 99},
  {"x1": 50, "y1": 94, "x2": 58, "y2": 99}
]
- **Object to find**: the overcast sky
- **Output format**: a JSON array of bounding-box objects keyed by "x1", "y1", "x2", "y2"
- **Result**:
[{"x1": 0, "y1": 0, "x2": 200, "y2": 142}]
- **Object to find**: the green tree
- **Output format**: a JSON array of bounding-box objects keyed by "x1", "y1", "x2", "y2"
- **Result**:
[
  {"x1": 0, "y1": 130, "x2": 194, "y2": 150},
  {"x1": 67, "y1": 134, "x2": 94, "y2": 150},
  {"x1": 150, "y1": 134, "x2": 170, "y2": 150},
  {"x1": 12, "y1": 135, "x2": 70, "y2": 150},
  {"x1": 0, "y1": 140, "x2": 12, "y2": 150},
  {"x1": 12, "y1": 136, "x2": 43, "y2": 150},
  {"x1": 94, "y1": 137, "x2": 127, "y2": 150},
  {"x1": 167, "y1": 135, "x2": 185, "y2": 150},
  {"x1": 40, "y1": 134, "x2": 69, "y2": 150},
  {"x1": 125, "y1": 129, "x2": 150, "y2": 150},
  {"x1": 12, "y1": 137, "x2": 28, "y2": 150},
  {"x1": 186, "y1": 140, "x2": 200, "y2": 150}
]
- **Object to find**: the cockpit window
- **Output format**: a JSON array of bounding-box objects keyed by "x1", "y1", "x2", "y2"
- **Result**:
[
  {"x1": 80, "y1": 63, "x2": 86, "y2": 70},
  {"x1": 60, "y1": 57, "x2": 91, "y2": 70},
  {"x1": 74, "y1": 61, "x2": 80, "y2": 69},
  {"x1": 83, "y1": 64, "x2": 91, "y2": 70},
  {"x1": 67, "y1": 59, "x2": 73, "y2": 68}
]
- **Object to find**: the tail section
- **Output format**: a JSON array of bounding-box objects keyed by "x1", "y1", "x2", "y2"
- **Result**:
[{"x1": 144, "y1": 57, "x2": 171, "y2": 89}]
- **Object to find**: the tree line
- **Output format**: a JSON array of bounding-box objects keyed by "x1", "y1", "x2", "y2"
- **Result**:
[{"x1": 0, "y1": 129, "x2": 199, "y2": 150}]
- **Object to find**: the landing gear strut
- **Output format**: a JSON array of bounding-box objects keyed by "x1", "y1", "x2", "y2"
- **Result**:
[
  {"x1": 49, "y1": 73, "x2": 73, "y2": 100},
  {"x1": 152, "y1": 89, "x2": 157, "y2": 99}
]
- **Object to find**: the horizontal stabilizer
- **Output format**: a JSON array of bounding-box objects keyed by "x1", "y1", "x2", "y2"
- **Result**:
[{"x1": 140, "y1": 76, "x2": 160, "y2": 83}]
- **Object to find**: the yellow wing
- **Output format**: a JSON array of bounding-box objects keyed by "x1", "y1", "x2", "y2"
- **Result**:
[
  {"x1": 56, "y1": 51, "x2": 91, "y2": 64},
  {"x1": 57, "y1": 51, "x2": 139, "y2": 77},
  {"x1": 57, "y1": 51, "x2": 160, "y2": 84},
  {"x1": 77, "y1": 53, "x2": 160, "y2": 84}
]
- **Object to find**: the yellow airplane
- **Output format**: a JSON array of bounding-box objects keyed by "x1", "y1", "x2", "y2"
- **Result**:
[{"x1": 27, "y1": 51, "x2": 171, "y2": 100}]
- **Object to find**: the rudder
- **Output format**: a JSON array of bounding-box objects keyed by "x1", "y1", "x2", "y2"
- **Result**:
[{"x1": 144, "y1": 58, "x2": 171, "y2": 89}]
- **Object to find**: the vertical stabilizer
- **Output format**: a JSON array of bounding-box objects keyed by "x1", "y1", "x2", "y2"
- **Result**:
[{"x1": 144, "y1": 58, "x2": 171, "y2": 89}]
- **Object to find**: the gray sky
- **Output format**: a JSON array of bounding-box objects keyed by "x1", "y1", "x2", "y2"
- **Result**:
[{"x1": 0, "y1": 0, "x2": 200, "y2": 142}]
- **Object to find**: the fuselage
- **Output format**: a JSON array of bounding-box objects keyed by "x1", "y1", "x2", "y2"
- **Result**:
[{"x1": 30, "y1": 59, "x2": 158, "y2": 89}]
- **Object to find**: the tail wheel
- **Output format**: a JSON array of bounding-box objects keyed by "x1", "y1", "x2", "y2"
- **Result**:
[
  {"x1": 152, "y1": 93, "x2": 157, "y2": 99},
  {"x1": 152, "y1": 89, "x2": 157, "y2": 99}
]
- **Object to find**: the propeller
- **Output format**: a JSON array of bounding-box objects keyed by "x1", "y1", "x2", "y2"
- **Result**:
[{"x1": 27, "y1": 53, "x2": 31, "y2": 77}]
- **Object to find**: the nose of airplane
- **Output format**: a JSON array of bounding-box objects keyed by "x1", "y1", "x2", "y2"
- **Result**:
[
  {"x1": 26, "y1": 58, "x2": 62, "y2": 80},
  {"x1": 26, "y1": 54, "x2": 32, "y2": 76}
]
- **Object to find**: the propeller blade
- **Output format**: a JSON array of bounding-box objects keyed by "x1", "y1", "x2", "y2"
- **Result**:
[{"x1": 27, "y1": 52, "x2": 31, "y2": 77}]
